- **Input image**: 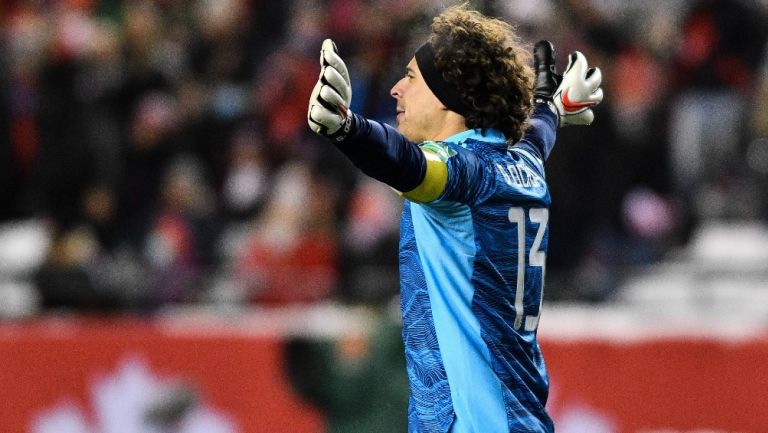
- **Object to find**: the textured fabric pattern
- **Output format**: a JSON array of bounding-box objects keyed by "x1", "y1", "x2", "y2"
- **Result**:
[
  {"x1": 400, "y1": 204, "x2": 455, "y2": 433},
  {"x1": 399, "y1": 109, "x2": 557, "y2": 433}
]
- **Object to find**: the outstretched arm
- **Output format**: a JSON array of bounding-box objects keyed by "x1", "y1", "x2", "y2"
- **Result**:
[
  {"x1": 515, "y1": 105, "x2": 558, "y2": 162},
  {"x1": 307, "y1": 39, "x2": 429, "y2": 195},
  {"x1": 306, "y1": 39, "x2": 604, "y2": 202},
  {"x1": 335, "y1": 113, "x2": 428, "y2": 195}
]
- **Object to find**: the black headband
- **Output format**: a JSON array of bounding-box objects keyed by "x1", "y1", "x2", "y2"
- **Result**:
[{"x1": 414, "y1": 42, "x2": 469, "y2": 116}]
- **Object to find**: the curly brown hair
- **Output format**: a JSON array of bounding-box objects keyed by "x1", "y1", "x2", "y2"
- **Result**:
[{"x1": 429, "y1": 6, "x2": 534, "y2": 144}]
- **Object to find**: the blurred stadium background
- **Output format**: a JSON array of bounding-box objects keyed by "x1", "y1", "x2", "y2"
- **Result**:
[{"x1": 1, "y1": 0, "x2": 768, "y2": 432}]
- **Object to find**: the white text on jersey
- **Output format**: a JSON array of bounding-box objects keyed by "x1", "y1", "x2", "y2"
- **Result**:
[{"x1": 495, "y1": 163, "x2": 542, "y2": 188}]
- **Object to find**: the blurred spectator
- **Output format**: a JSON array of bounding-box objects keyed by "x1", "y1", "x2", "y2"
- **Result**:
[
  {"x1": 0, "y1": 0, "x2": 766, "y2": 313},
  {"x1": 541, "y1": 0, "x2": 767, "y2": 301},
  {"x1": 143, "y1": 155, "x2": 218, "y2": 306},
  {"x1": 668, "y1": 0, "x2": 767, "y2": 223},
  {"x1": 119, "y1": 91, "x2": 180, "y2": 237},
  {"x1": 221, "y1": 122, "x2": 270, "y2": 220},
  {"x1": 338, "y1": 177, "x2": 401, "y2": 305},
  {"x1": 234, "y1": 161, "x2": 339, "y2": 305},
  {"x1": 254, "y1": 47, "x2": 317, "y2": 149},
  {"x1": 36, "y1": 225, "x2": 103, "y2": 310},
  {"x1": 35, "y1": 224, "x2": 148, "y2": 311}
]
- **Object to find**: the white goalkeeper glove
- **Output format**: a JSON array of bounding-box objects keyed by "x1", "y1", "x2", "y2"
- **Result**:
[
  {"x1": 551, "y1": 51, "x2": 603, "y2": 126},
  {"x1": 534, "y1": 40, "x2": 604, "y2": 127},
  {"x1": 307, "y1": 39, "x2": 353, "y2": 141}
]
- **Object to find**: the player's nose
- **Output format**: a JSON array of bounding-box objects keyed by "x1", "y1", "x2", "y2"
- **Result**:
[{"x1": 390, "y1": 78, "x2": 404, "y2": 100}]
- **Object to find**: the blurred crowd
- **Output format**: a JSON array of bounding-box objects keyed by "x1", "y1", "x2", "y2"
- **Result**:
[{"x1": 0, "y1": 0, "x2": 767, "y2": 314}]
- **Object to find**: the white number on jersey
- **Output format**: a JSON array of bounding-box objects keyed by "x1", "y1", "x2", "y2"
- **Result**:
[{"x1": 507, "y1": 207, "x2": 549, "y2": 331}]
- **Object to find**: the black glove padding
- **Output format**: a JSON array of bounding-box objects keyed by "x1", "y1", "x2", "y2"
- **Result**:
[{"x1": 533, "y1": 40, "x2": 562, "y2": 104}]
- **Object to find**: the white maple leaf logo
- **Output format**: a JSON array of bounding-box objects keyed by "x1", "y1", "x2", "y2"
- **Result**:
[{"x1": 30, "y1": 356, "x2": 239, "y2": 433}]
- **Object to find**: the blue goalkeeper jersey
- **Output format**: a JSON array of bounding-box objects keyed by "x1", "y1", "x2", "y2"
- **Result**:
[{"x1": 399, "y1": 109, "x2": 556, "y2": 433}]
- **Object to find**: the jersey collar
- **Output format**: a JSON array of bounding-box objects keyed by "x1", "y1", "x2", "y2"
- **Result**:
[{"x1": 443, "y1": 128, "x2": 507, "y2": 149}]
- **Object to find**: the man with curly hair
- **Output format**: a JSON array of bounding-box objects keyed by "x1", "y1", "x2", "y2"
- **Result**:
[{"x1": 308, "y1": 5, "x2": 602, "y2": 433}]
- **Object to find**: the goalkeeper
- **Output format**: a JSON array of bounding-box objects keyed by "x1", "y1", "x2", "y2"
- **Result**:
[{"x1": 308, "y1": 6, "x2": 602, "y2": 433}]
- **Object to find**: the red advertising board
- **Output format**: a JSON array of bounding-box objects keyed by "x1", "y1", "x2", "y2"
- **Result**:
[
  {"x1": 542, "y1": 338, "x2": 768, "y2": 433},
  {"x1": 0, "y1": 317, "x2": 323, "y2": 433},
  {"x1": 2, "y1": 313, "x2": 768, "y2": 433}
]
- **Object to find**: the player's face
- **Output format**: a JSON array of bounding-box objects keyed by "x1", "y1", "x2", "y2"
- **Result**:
[{"x1": 390, "y1": 58, "x2": 447, "y2": 143}]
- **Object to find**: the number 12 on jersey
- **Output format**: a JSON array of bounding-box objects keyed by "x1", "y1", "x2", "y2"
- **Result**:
[{"x1": 507, "y1": 207, "x2": 548, "y2": 331}]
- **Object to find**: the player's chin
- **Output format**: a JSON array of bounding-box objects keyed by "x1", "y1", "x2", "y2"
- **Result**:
[{"x1": 396, "y1": 123, "x2": 414, "y2": 141}]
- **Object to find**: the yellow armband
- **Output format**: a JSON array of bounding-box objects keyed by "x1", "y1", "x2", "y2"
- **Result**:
[{"x1": 401, "y1": 141, "x2": 454, "y2": 203}]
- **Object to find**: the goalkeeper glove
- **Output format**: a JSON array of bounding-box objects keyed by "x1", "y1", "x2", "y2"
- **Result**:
[
  {"x1": 307, "y1": 39, "x2": 354, "y2": 141},
  {"x1": 533, "y1": 40, "x2": 604, "y2": 127}
]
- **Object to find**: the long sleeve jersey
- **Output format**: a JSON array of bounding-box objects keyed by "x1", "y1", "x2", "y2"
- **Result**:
[{"x1": 335, "y1": 106, "x2": 557, "y2": 433}]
